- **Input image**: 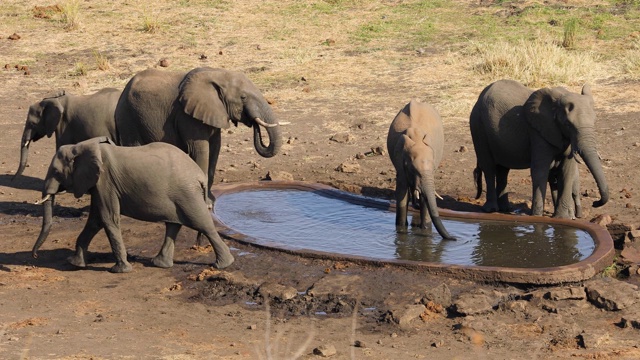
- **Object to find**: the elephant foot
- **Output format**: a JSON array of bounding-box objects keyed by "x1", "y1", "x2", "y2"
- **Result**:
[
  {"x1": 213, "y1": 255, "x2": 235, "y2": 270},
  {"x1": 575, "y1": 206, "x2": 582, "y2": 219},
  {"x1": 481, "y1": 202, "x2": 499, "y2": 213},
  {"x1": 109, "y1": 261, "x2": 133, "y2": 273},
  {"x1": 67, "y1": 254, "x2": 87, "y2": 268},
  {"x1": 152, "y1": 255, "x2": 173, "y2": 268},
  {"x1": 498, "y1": 200, "x2": 510, "y2": 213}
]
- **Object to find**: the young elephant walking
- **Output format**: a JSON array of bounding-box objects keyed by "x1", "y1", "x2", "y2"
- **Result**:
[
  {"x1": 387, "y1": 100, "x2": 455, "y2": 240},
  {"x1": 32, "y1": 137, "x2": 234, "y2": 273}
]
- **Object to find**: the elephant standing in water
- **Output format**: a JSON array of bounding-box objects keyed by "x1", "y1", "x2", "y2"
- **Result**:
[
  {"x1": 115, "y1": 67, "x2": 283, "y2": 197},
  {"x1": 15, "y1": 88, "x2": 121, "y2": 179},
  {"x1": 387, "y1": 100, "x2": 455, "y2": 240},
  {"x1": 470, "y1": 79, "x2": 608, "y2": 218},
  {"x1": 32, "y1": 137, "x2": 234, "y2": 273}
]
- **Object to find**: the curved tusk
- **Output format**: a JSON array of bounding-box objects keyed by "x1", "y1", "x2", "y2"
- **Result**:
[
  {"x1": 255, "y1": 117, "x2": 279, "y2": 128},
  {"x1": 23, "y1": 140, "x2": 30, "y2": 147},
  {"x1": 35, "y1": 194, "x2": 51, "y2": 205},
  {"x1": 435, "y1": 191, "x2": 444, "y2": 200}
]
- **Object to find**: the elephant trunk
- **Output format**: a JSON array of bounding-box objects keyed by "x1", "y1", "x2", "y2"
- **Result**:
[
  {"x1": 252, "y1": 104, "x2": 282, "y2": 158},
  {"x1": 33, "y1": 177, "x2": 61, "y2": 258},
  {"x1": 14, "y1": 127, "x2": 32, "y2": 180},
  {"x1": 575, "y1": 134, "x2": 608, "y2": 208},
  {"x1": 421, "y1": 172, "x2": 455, "y2": 240},
  {"x1": 33, "y1": 194, "x2": 55, "y2": 258}
]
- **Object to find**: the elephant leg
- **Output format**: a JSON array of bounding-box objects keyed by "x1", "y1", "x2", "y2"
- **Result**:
[
  {"x1": 98, "y1": 198, "x2": 132, "y2": 273},
  {"x1": 68, "y1": 202, "x2": 103, "y2": 268},
  {"x1": 496, "y1": 165, "x2": 510, "y2": 212},
  {"x1": 395, "y1": 177, "x2": 409, "y2": 228},
  {"x1": 153, "y1": 223, "x2": 182, "y2": 268},
  {"x1": 573, "y1": 168, "x2": 582, "y2": 218},
  {"x1": 553, "y1": 158, "x2": 578, "y2": 219},
  {"x1": 208, "y1": 128, "x2": 222, "y2": 194},
  {"x1": 417, "y1": 194, "x2": 432, "y2": 229},
  {"x1": 481, "y1": 167, "x2": 499, "y2": 213}
]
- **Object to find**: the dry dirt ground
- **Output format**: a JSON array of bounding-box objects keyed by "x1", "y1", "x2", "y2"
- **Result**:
[{"x1": 2, "y1": 1, "x2": 640, "y2": 359}]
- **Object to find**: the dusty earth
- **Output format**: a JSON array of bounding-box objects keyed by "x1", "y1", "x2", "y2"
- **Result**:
[{"x1": 2, "y1": 1, "x2": 640, "y2": 359}]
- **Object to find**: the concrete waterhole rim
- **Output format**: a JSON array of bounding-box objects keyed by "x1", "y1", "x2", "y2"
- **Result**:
[{"x1": 210, "y1": 180, "x2": 615, "y2": 285}]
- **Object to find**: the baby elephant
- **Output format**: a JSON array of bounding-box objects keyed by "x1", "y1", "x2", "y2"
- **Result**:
[
  {"x1": 32, "y1": 137, "x2": 234, "y2": 273},
  {"x1": 387, "y1": 100, "x2": 455, "y2": 240}
]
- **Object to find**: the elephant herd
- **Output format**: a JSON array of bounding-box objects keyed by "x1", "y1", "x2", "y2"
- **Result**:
[{"x1": 15, "y1": 66, "x2": 608, "y2": 273}]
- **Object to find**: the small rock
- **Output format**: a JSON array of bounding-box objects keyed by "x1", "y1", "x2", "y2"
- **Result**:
[
  {"x1": 313, "y1": 344, "x2": 336, "y2": 357},
  {"x1": 199, "y1": 54, "x2": 208, "y2": 60},
  {"x1": 627, "y1": 230, "x2": 640, "y2": 241},
  {"x1": 390, "y1": 304, "x2": 426, "y2": 327},
  {"x1": 324, "y1": 38, "x2": 336, "y2": 46},
  {"x1": 422, "y1": 283, "x2": 452, "y2": 307},
  {"x1": 453, "y1": 293, "x2": 494, "y2": 316},
  {"x1": 8, "y1": 33, "x2": 21, "y2": 40},
  {"x1": 547, "y1": 287, "x2": 586, "y2": 301},
  {"x1": 355, "y1": 153, "x2": 365, "y2": 159},
  {"x1": 620, "y1": 310, "x2": 640, "y2": 329},
  {"x1": 265, "y1": 170, "x2": 294, "y2": 181},
  {"x1": 456, "y1": 145, "x2": 468, "y2": 153},
  {"x1": 218, "y1": 50, "x2": 223, "y2": 55},
  {"x1": 353, "y1": 340, "x2": 366, "y2": 348},
  {"x1": 390, "y1": 332, "x2": 398, "y2": 338},
  {"x1": 376, "y1": 339, "x2": 383, "y2": 345},
  {"x1": 248, "y1": 324, "x2": 257, "y2": 330},
  {"x1": 330, "y1": 132, "x2": 354, "y2": 143},
  {"x1": 336, "y1": 162, "x2": 360, "y2": 173},
  {"x1": 578, "y1": 330, "x2": 609, "y2": 349},
  {"x1": 590, "y1": 214, "x2": 612, "y2": 227},
  {"x1": 585, "y1": 277, "x2": 640, "y2": 311},
  {"x1": 620, "y1": 245, "x2": 640, "y2": 264},
  {"x1": 159, "y1": 58, "x2": 170, "y2": 67},
  {"x1": 431, "y1": 340, "x2": 444, "y2": 348},
  {"x1": 256, "y1": 44, "x2": 261, "y2": 50},
  {"x1": 257, "y1": 282, "x2": 298, "y2": 301}
]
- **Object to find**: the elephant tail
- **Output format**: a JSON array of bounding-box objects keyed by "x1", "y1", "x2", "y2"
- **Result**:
[{"x1": 473, "y1": 166, "x2": 483, "y2": 199}]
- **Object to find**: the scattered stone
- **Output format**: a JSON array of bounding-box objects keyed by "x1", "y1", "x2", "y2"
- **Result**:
[
  {"x1": 453, "y1": 293, "x2": 494, "y2": 316},
  {"x1": 355, "y1": 152, "x2": 365, "y2": 160},
  {"x1": 620, "y1": 245, "x2": 640, "y2": 264},
  {"x1": 4, "y1": 64, "x2": 10, "y2": 69},
  {"x1": 159, "y1": 58, "x2": 170, "y2": 67},
  {"x1": 313, "y1": 344, "x2": 336, "y2": 357},
  {"x1": 431, "y1": 340, "x2": 444, "y2": 348},
  {"x1": 547, "y1": 287, "x2": 586, "y2": 301},
  {"x1": 422, "y1": 283, "x2": 452, "y2": 307},
  {"x1": 391, "y1": 304, "x2": 427, "y2": 327},
  {"x1": 627, "y1": 230, "x2": 640, "y2": 241},
  {"x1": 336, "y1": 162, "x2": 360, "y2": 173},
  {"x1": 578, "y1": 329, "x2": 610, "y2": 349},
  {"x1": 499, "y1": 300, "x2": 528, "y2": 312},
  {"x1": 257, "y1": 282, "x2": 298, "y2": 301},
  {"x1": 8, "y1": 33, "x2": 21, "y2": 40},
  {"x1": 376, "y1": 339, "x2": 383, "y2": 345},
  {"x1": 365, "y1": 146, "x2": 385, "y2": 156},
  {"x1": 353, "y1": 340, "x2": 366, "y2": 348},
  {"x1": 330, "y1": 132, "x2": 355, "y2": 143},
  {"x1": 585, "y1": 277, "x2": 640, "y2": 311},
  {"x1": 265, "y1": 170, "x2": 294, "y2": 181},
  {"x1": 456, "y1": 145, "x2": 468, "y2": 153},
  {"x1": 324, "y1": 38, "x2": 336, "y2": 46},
  {"x1": 168, "y1": 282, "x2": 182, "y2": 291},
  {"x1": 620, "y1": 310, "x2": 640, "y2": 329},
  {"x1": 308, "y1": 275, "x2": 362, "y2": 297},
  {"x1": 199, "y1": 54, "x2": 208, "y2": 60},
  {"x1": 248, "y1": 324, "x2": 257, "y2": 330},
  {"x1": 590, "y1": 214, "x2": 612, "y2": 227}
]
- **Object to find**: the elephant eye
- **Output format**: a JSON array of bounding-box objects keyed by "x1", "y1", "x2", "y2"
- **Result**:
[{"x1": 240, "y1": 94, "x2": 247, "y2": 101}]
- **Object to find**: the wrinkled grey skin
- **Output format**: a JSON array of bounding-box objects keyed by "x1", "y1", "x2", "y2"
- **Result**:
[
  {"x1": 15, "y1": 88, "x2": 120, "y2": 179},
  {"x1": 387, "y1": 100, "x2": 455, "y2": 240},
  {"x1": 32, "y1": 137, "x2": 234, "y2": 273},
  {"x1": 470, "y1": 79, "x2": 608, "y2": 218},
  {"x1": 115, "y1": 67, "x2": 283, "y2": 195}
]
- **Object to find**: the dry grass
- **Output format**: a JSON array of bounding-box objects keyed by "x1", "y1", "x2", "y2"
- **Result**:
[
  {"x1": 60, "y1": 0, "x2": 81, "y2": 31},
  {"x1": 0, "y1": 0, "x2": 638, "y2": 116}
]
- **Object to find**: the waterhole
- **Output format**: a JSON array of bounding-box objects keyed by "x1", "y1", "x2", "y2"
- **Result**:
[{"x1": 214, "y1": 189, "x2": 595, "y2": 268}]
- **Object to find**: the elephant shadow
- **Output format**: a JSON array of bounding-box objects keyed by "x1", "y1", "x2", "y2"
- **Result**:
[
  {"x1": 0, "y1": 248, "x2": 211, "y2": 273},
  {"x1": 0, "y1": 200, "x2": 86, "y2": 217},
  {"x1": 0, "y1": 174, "x2": 43, "y2": 191}
]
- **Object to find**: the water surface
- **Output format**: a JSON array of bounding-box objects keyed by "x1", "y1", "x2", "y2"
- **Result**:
[{"x1": 214, "y1": 189, "x2": 595, "y2": 268}]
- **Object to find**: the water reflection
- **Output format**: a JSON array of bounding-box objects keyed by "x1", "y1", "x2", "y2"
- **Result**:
[{"x1": 213, "y1": 189, "x2": 594, "y2": 268}]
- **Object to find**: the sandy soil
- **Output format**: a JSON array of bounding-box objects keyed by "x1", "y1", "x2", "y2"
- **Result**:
[{"x1": 2, "y1": 1, "x2": 640, "y2": 359}]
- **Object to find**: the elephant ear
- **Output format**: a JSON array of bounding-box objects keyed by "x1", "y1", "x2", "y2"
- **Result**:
[
  {"x1": 524, "y1": 87, "x2": 565, "y2": 150},
  {"x1": 42, "y1": 98, "x2": 64, "y2": 137},
  {"x1": 178, "y1": 67, "x2": 231, "y2": 129},
  {"x1": 70, "y1": 142, "x2": 103, "y2": 198}
]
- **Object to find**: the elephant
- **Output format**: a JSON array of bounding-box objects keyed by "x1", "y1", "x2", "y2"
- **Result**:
[
  {"x1": 387, "y1": 99, "x2": 455, "y2": 240},
  {"x1": 115, "y1": 67, "x2": 283, "y2": 197},
  {"x1": 15, "y1": 88, "x2": 121, "y2": 179},
  {"x1": 469, "y1": 79, "x2": 608, "y2": 218},
  {"x1": 32, "y1": 137, "x2": 235, "y2": 273}
]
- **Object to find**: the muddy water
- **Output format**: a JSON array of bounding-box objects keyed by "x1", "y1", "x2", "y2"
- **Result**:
[{"x1": 214, "y1": 189, "x2": 595, "y2": 268}]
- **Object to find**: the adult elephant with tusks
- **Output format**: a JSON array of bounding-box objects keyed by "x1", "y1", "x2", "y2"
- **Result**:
[
  {"x1": 470, "y1": 79, "x2": 608, "y2": 218},
  {"x1": 15, "y1": 88, "x2": 121, "y2": 179},
  {"x1": 115, "y1": 67, "x2": 283, "y2": 198}
]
